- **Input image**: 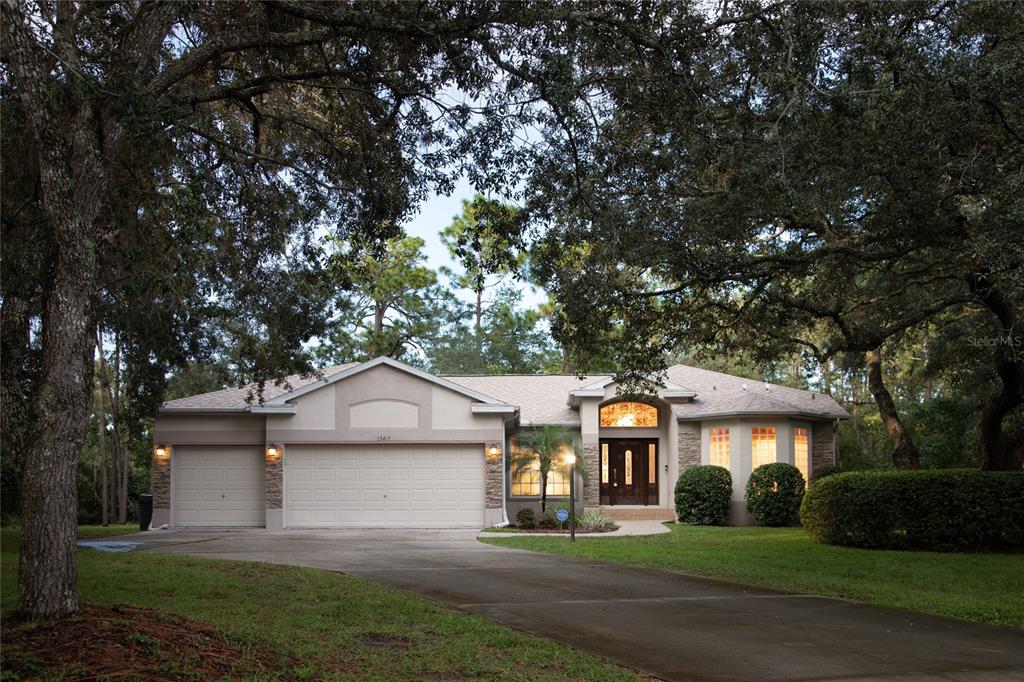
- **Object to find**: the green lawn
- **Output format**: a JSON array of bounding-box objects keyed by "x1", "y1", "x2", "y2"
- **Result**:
[
  {"x1": 484, "y1": 524, "x2": 1024, "y2": 628},
  {"x1": 1, "y1": 528, "x2": 640, "y2": 680}
]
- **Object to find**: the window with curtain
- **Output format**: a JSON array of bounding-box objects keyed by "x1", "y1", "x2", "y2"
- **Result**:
[
  {"x1": 751, "y1": 427, "x2": 777, "y2": 469},
  {"x1": 794, "y1": 427, "x2": 809, "y2": 482},
  {"x1": 709, "y1": 427, "x2": 730, "y2": 468}
]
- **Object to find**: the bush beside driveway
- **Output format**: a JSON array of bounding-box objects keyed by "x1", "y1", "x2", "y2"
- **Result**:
[{"x1": 483, "y1": 524, "x2": 1024, "y2": 628}]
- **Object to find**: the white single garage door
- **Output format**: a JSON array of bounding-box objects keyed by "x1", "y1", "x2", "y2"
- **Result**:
[
  {"x1": 285, "y1": 444, "x2": 484, "y2": 528},
  {"x1": 173, "y1": 446, "x2": 265, "y2": 527}
]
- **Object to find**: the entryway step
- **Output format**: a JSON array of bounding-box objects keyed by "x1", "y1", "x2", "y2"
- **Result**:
[{"x1": 600, "y1": 507, "x2": 676, "y2": 522}]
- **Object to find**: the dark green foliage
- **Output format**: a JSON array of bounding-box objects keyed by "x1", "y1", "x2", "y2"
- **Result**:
[
  {"x1": 427, "y1": 287, "x2": 561, "y2": 374},
  {"x1": 537, "y1": 510, "x2": 558, "y2": 529},
  {"x1": 164, "y1": 363, "x2": 233, "y2": 402},
  {"x1": 810, "y1": 465, "x2": 843, "y2": 481},
  {"x1": 674, "y1": 466, "x2": 732, "y2": 525},
  {"x1": 801, "y1": 470, "x2": 1024, "y2": 551},
  {"x1": 536, "y1": 507, "x2": 578, "y2": 529},
  {"x1": 526, "y1": 0, "x2": 1024, "y2": 469},
  {"x1": 515, "y1": 508, "x2": 537, "y2": 529},
  {"x1": 905, "y1": 398, "x2": 981, "y2": 469},
  {"x1": 746, "y1": 464, "x2": 805, "y2": 527},
  {"x1": 316, "y1": 236, "x2": 450, "y2": 365}
]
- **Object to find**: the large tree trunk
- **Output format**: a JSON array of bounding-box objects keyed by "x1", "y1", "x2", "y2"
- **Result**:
[
  {"x1": 969, "y1": 277, "x2": 1024, "y2": 471},
  {"x1": 18, "y1": 222, "x2": 98, "y2": 619},
  {"x1": 865, "y1": 347, "x2": 920, "y2": 469},
  {"x1": 4, "y1": 0, "x2": 106, "y2": 619},
  {"x1": 5, "y1": 0, "x2": 177, "y2": 620}
]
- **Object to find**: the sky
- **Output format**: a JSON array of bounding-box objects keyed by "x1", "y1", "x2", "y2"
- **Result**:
[{"x1": 402, "y1": 177, "x2": 547, "y2": 310}]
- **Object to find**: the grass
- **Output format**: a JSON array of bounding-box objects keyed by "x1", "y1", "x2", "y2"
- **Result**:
[
  {"x1": 484, "y1": 524, "x2": 1024, "y2": 628},
  {"x1": 1, "y1": 528, "x2": 641, "y2": 680}
]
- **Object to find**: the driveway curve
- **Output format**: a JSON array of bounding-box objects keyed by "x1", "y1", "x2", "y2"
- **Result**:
[{"x1": 128, "y1": 529, "x2": 1024, "y2": 682}]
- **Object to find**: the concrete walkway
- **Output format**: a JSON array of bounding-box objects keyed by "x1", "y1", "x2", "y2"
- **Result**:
[
  {"x1": 478, "y1": 519, "x2": 671, "y2": 538},
  {"x1": 119, "y1": 529, "x2": 1024, "y2": 682}
]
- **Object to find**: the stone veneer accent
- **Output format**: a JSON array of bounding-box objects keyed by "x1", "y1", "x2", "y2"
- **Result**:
[
  {"x1": 151, "y1": 448, "x2": 171, "y2": 508},
  {"x1": 677, "y1": 423, "x2": 700, "y2": 473},
  {"x1": 265, "y1": 449, "x2": 282, "y2": 509},
  {"x1": 811, "y1": 421, "x2": 836, "y2": 474},
  {"x1": 485, "y1": 442, "x2": 502, "y2": 509},
  {"x1": 582, "y1": 442, "x2": 599, "y2": 507}
]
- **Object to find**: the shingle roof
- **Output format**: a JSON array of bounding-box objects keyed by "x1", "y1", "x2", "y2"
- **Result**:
[
  {"x1": 160, "y1": 361, "x2": 847, "y2": 422},
  {"x1": 663, "y1": 365, "x2": 849, "y2": 420},
  {"x1": 160, "y1": 364, "x2": 358, "y2": 410},
  {"x1": 441, "y1": 374, "x2": 606, "y2": 424}
]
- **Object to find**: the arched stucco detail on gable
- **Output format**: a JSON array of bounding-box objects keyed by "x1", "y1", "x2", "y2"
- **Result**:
[{"x1": 349, "y1": 399, "x2": 419, "y2": 429}]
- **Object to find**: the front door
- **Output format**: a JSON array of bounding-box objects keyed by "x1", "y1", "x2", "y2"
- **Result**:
[{"x1": 600, "y1": 439, "x2": 658, "y2": 505}]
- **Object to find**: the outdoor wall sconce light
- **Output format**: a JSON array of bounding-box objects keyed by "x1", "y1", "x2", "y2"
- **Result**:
[
  {"x1": 266, "y1": 444, "x2": 281, "y2": 461},
  {"x1": 154, "y1": 445, "x2": 169, "y2": 459},
  {"x1": 486, "y1": 444, "x2": 501, "y2": 462}
]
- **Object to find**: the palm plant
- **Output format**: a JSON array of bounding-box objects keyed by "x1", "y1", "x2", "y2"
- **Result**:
[{"x1": 508, "y1": 426, "x2": 587, "y2": 513}]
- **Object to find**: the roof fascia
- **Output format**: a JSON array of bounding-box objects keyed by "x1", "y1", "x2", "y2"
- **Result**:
[
  {"x1": 676, "y1": 410, "x2": 848, "y2": 421},
  {"x1": 250, "y1": 405, "x2": 298, "y2": 415},
  {"x1": 157, "y1": 406, "x2": 251, "y2": 415},
  {"x1": 470, "y1": 403, "x2": 518, "y2": 414}
]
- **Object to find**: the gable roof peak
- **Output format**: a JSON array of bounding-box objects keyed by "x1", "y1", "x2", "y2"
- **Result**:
[{"x1": 264, "y1": 356, "x2": 509, "y2": 407}]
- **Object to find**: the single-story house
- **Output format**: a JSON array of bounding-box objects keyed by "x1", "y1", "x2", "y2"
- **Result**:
[{"x1": 152, "y1": 356, "x2": 848, "y2": 529}]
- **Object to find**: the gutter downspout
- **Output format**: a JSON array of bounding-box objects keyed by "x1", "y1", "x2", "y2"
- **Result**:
[{"x1": 496, "y1": 414, "x2": 517, "y2": 527}]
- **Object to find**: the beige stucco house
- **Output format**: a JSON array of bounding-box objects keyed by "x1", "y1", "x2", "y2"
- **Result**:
[{"x1": 151, "y1": 356, "x2": 848, "y2": 529}]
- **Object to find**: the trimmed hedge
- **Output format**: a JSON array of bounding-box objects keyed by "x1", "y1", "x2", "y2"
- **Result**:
[
  {"x1": 810, "y1": 464, "x2": 843, "y2": 481},
  {"x1": 800, "y1": 469, "x2": 1024, "y2": 551},
  {"x1": 746, "y1": 463, "x2": 805, "y2": 526},
  {"x1": 674, "y1": 465, "x2": 732, "y2": 525}
]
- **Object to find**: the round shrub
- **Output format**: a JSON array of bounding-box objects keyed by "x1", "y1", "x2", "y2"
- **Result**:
[
  {"x1": 800, "y1": 469, "x2": 1024, "y2": 551},
  {"x1": 746, "y1": 463, "x2": 805, "y2": 526},
  {"x1": 675, "y1": 465, "x2": 732, "y2": 525},
  {"x1": 810, "y1": 464, "x2": 843, "y2": 482},
  {"x1": 515, "y1": 507, "x2": 536, "y2": 529}
]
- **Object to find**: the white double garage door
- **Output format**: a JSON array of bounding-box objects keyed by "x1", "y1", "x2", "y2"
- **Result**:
[{"x1": 173, "y1": 444, "x2": 484, "y2": 528}]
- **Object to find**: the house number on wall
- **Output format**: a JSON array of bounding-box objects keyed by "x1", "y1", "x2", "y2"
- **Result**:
[{"x1": 376, "y1": 435, "x2": 392, "y2": 442}]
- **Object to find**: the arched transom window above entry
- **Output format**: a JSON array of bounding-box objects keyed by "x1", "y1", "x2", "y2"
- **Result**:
[{"x1": 599, "y1": 402, "x2": 659, "y2": 428}]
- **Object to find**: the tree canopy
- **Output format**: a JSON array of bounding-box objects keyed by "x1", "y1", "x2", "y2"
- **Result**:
[
  {"x1": 4, "y1": 0, "x2": 1021, "y2": 624},
  {"x1": 522, "y1": 1, "x2": 1024, "y2": 470}
]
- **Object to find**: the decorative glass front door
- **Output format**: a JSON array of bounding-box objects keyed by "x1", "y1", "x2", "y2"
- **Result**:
[{"x1": 600, "y1": 439, "x2": 658, "y2": 505}]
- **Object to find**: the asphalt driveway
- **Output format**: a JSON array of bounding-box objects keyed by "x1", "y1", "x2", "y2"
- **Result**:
[{"x1": 123, "y1": 529, "x2": 1024, "y2": 681}]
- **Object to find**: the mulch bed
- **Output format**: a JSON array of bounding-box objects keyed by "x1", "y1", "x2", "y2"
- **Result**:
[
  {"x1": 504, "y1": 527, "x2": 617, "y2": 534},
  {"x1": 1, "y1": 604, "x2": 292, "y2": 680}
]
